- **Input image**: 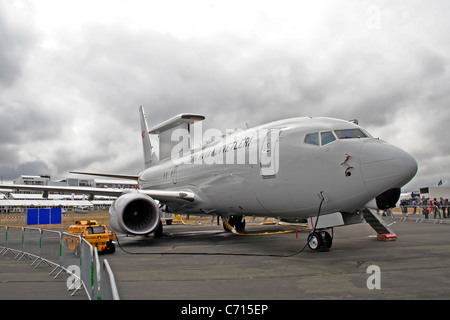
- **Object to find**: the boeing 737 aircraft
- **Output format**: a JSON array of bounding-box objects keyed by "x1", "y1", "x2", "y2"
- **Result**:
[{"x1": 0, "y1": 106, "x2": 417, "y2": 251}]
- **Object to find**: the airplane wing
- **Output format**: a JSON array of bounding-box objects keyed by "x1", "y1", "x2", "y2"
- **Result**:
[
  {"x1": 0, "y1": 184, "x2": 195, "y2": 203},
  {"x1": 69, "y1": 171, "x2": 140, "y2": 180}
]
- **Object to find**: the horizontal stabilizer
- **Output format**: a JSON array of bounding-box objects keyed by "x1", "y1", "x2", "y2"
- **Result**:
[
  {"x1": 147, "y1": 113, "x2": 205, "y2": 162},
  {"x1": 148, "y1": 113, "x2": 205, "y2": 134}
]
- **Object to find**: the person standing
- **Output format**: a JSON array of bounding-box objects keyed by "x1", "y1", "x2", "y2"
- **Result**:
[
  {"x1": 443, "y1": 199, "x2": 449, "y2": 218},
  {"x1": 433, "y1": 199, "x2": 441, "y2": 219}
]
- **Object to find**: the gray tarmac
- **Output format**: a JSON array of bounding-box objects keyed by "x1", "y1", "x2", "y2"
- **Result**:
[
  {"x1": 1, "y1": 217, "x2": 449, "y2": 300},
  {"x1": 109, "y1": 217, "x2": 450, "y2": 300},
  {"x1": 0, "y1": 253, "x2": 87, "y2": 300}
]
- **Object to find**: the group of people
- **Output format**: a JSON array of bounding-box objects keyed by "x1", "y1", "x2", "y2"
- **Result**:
[{"x1": 400, "y1": 196, "x2": 450, "y2": 219}]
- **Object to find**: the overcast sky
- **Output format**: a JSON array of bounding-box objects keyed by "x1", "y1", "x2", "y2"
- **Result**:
[{"x1": 1, "y1": 0, "x2": 449, "y2": 192}]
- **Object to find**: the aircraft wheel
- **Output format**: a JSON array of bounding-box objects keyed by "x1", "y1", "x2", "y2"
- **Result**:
[
  {"x1": 307, "y1": 232, "x2": 323, "y2": 251},
  {"x1": 223, "y1": 215, "x2": 245, "y2": 232},
  {"x1": 154, "y1": 220, "x2": 163, "y2": 237},
  {"x1": 323, "y1": 231, "x2": 333, "y2": 249},
  {"x1": 235, "y1": 216, "x2": 246, "y2": 232},
  {"x1": 105, "y1": 240, "x2": 115, "y2": 254}
]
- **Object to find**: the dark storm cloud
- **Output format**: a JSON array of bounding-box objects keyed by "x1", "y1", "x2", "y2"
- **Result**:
[
  {"x1": 0, "y1": 2, "x2": 36, "y2": 87},
  {"x1": 0, "y1": 160, "x2": 50, "y2": 181},
  {"x1": 55, "y1": 26, "x2": 274, "y2": 129}
]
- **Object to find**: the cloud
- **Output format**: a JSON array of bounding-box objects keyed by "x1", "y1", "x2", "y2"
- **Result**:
[
  {"x1": 0, "y1": 1, "x2": 37, "y2": 87},
  {"x1": 0, "y1": 0, "x2": 449, "y2": 192},
  {"x1": 0, "y1": 160, "x2": 50, "y2": 181}
]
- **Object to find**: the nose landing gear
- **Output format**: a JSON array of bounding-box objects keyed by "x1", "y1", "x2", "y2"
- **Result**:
[{"x1": 307, "y1": 230, "x2": 333, "y2": 252}]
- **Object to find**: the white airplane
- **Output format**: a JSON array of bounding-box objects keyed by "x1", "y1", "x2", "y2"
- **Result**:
[{"x1": 0, "y1": 106, "x2": 417, "y2": 251}]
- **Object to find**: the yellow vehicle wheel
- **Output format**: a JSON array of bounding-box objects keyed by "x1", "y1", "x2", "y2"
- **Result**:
[{"x1": 105, "y1": 240, "x2": 115, "y2": 254}]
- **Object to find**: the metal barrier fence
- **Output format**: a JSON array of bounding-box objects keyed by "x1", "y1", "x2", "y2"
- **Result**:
[
  {"x1": 393, "y1": 204, "x2": 450, "y2": 223},
  {"x1": 0, "y1": 225, "x2": 119, "y2": 300}
]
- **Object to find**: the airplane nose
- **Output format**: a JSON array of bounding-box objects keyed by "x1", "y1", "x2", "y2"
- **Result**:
[{"x1": 360, "y1": 140, "x2": 418, "y2": 196}]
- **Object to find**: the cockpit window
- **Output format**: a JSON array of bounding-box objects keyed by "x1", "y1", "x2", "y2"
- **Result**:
[
  {"x1": 305, "y1": 128, "x2": 370, "y2": 147},
  {"x1": 321, "y1": 131, "x2": 336, "y2": 146},
  {"x1": 335, "y1": 129, "x2": 369, "y2": 139},
  {"x1": 305, "y1": 133, "x2": 319, "y2": 146}
]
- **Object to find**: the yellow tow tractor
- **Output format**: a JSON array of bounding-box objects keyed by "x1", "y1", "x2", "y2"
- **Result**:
[{"x1": 64, "y1": 220, "x2": 116, "y2": 256}]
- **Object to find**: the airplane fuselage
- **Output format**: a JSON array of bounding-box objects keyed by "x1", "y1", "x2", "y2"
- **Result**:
[{"x1": 138, "y1": 116, "x2": 417, "y2": 221}]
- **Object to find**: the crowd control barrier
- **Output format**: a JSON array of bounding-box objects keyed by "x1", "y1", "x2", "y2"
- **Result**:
[{"x1": 0, "y1": 225, "x2": 119, "y2": 300}]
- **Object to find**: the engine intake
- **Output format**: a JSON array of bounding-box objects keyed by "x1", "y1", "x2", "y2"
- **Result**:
[
  {"x1": 109, "y1": 192, "x2": 160, "y2": 235},
  {"x1": 376, "y1": 188, "x2": 401, "y2": 210}
]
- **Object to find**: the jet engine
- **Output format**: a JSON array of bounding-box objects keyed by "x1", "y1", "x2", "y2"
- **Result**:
[
  {"x1": 109, "y1": 192, "x2": 161, "y2": 235},
  {"x1": 375, "y1": 188, "x2": 401, "y2": 210},
  {"x1": 364, "y1": 188, "x2": 401, "y2": 210}
]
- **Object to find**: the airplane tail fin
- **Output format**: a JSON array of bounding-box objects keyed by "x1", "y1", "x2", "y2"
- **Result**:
[{"x1": 139, "y1": 106, "x2": 158, "y2": 168}]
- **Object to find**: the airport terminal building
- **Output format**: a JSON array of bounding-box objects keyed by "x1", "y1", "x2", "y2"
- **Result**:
[{"x1": 0, "y1": 175, "x2": 138, "y2": 214}]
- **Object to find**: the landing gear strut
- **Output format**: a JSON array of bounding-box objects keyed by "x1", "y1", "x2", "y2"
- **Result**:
[{"x1": 307, "y1": 230, "x2": 333, "y2": 252}]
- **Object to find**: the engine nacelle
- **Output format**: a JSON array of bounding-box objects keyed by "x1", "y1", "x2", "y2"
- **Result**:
[
  {"x1": 376, "y1": 188, "x2": 401, "y2": 210},
  {"x1": 364, "y1": 188, "x2": 401, "y2": 210},
  {"x1": 109, "y1": 192, "x2": 161, "y2": 235}
]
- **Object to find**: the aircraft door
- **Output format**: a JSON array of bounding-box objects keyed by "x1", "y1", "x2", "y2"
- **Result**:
[
  {"x1": 172, "y1": 166, "x2": 178, "y2": 184},
  {"x1": 260, "y1": 129, "x2": 281, "y2": 178}
]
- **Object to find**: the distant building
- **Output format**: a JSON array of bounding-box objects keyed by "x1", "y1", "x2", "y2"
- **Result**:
[
  {"x1": 0, "y1": 174, "x2": 137, "y2": 214},
  {"x1": 12, "y1": 175, "x2": 137, "y2": 190},
  {"x1": 13, "y1": 175, "x2": 50, "y2": 186},
  {"x1": 419, "y1": 187, "x2": 450, "y2": 200}
]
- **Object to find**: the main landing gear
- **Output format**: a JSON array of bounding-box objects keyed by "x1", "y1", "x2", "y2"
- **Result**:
[
  {"x1": 307, "y1": 229, "x2": 333, "y2": 252},
  {"x1": 222, "y1": 214, "x2": 333, "y2": 253},
  {"x1": 223, "y1": 215, "x2": 246, "y2": 232}
]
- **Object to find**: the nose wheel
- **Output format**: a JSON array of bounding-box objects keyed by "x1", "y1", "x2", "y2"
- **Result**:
[{"x1": 307, "y1": 230, "x2": 333, "y2": 252}]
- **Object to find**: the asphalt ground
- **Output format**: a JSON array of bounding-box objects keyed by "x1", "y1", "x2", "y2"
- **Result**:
[
  {"x1": 108, "y1": 218, "x2": 450, "y2": 300},
  {"x1": 0, "y1": 252, "x2": 87, "y2": 300},
  {"x1": 0, "y1": 216, "x2": 449, "y2": 304}
]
